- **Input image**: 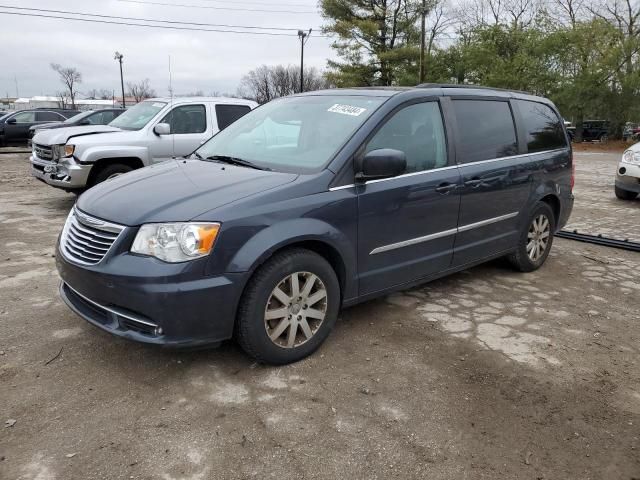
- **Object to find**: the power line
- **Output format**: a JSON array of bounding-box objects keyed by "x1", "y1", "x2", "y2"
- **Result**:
[
  {"x1": 0, "y1": 10, "x2": 301, "y2": 35},
  {"x1": 117, "y1": 0, "x2": 316, "y2": 14},
  {"x1": 0, "y1": 4, "x2": 301, "y2": 31},
  {"x1": 196, "y1": 0, "x2": 320, "y2": 7}
]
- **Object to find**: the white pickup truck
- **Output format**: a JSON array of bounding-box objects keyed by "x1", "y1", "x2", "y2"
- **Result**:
[{"x1": 30, "y1": 97, "x2": 257, "y2": 191}]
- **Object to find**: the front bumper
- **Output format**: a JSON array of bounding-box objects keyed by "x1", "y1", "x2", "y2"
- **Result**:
[
  {"x1": 30, "y1": 154, "x2": 91, "y2": 190},
  {"x1": 616, "y1": 162, "x2": 640, "y2": 193},
  {"x1": 56, "y1": 242, "x2": 249, "y2": 347}
]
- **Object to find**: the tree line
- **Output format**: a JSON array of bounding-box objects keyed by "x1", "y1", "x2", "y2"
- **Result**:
[{"x1": 319, "y1": 0, "x2": 640, "y2": 140}]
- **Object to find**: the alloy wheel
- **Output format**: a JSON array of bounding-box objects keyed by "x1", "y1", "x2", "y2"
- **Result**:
[
  {"x1": 527, "y1": 214, "x2": 550, "y2": 262},
  {"x1": 264, "y1": 271, "x2": 328, "y2": 348}
]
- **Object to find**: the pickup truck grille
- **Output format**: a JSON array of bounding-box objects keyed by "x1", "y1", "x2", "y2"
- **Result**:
[
  {"x1": 60, "y1": 209, "x2": 124, "y2": 265},
  {"x1": 33, "y1": 143, "x2": 54, "y2": 161}
]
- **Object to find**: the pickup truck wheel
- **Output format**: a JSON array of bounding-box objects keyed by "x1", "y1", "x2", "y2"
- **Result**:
[
  {"x1": 507, "y1": 202, "x2": 555, "y2": 273},
  {"x1": 91, "y1": 163, "x2": 134, "y2": 186},
  {"x1": 235, "y1": 248, "x2": 340, "y2": 365},
  {"x1": 615, "y1": 186, "x2": 638, "y2": 200}
]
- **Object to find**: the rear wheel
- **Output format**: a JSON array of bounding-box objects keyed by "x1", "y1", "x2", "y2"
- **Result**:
[
  {"x1": 615, "y1": 185, "x2": 638, "y2": 200},
  {"x1": 90, "y1": 163, "x2": 134, "y2": 186},
  {"x1": 508, "y1": 202, "x2": 555, "y2": 272},
  {"x1": 235, "y1": 248, "x2": 340, "y2": 365}
]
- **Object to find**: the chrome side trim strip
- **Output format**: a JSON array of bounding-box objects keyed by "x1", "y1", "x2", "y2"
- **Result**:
[
  {"x1": 328, "y1": 147, "x2": 568, "y2": 191},
  {"x1": 370, "y1": 227, "x2": 458, "y2": 255},
  {"x1": 64, "y1": 282, "x2": 158, "y2": 327},
  {"x1": 457, "y1": 211, "x2": 519, "y2": 232},
  {"x1": 369, "y1": 211, "x2": 519, "y2": 255}
]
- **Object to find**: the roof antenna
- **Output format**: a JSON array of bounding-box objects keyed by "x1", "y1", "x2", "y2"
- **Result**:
[{"x1": 169, "y1": 54, "x2": 175, "y2": 159}]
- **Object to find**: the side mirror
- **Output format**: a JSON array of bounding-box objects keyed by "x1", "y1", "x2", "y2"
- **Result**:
[
  {"x1": 6, "y1": 118, "x2": 17, "y2": 124},
  {"x1": 356, "y1": 149, "x2": 406, "y2": 182},
  {"x1": 153, "y1": 123, "x2": 171, "y2": 135}
]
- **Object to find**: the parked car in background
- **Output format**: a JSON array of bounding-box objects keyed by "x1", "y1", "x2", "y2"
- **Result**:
[
  {"x1": 28, "y1": 108, "x2": 125, "y2": 143},
  {"x1": 31, "y1": 97, "x2": 257, "y2": 191},
  {"x1": 1, "y1": 108, "x2": 79, "y2": 146},
  {"x1": 566, "y1": 120, "x2": 609, "y2": 142},
  {"x1": 616, "y1": 145, "x2": 640, "y2": 200},
  {"x1": 55, "y1": 85, "x2": 574, "y2": 364}
]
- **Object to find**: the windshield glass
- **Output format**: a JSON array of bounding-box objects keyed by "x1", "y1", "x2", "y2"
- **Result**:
[
  {"x1": 195, "y1": 95, "x2": 385, "y2": 173},
  {"x1": 64, "y1": 111, "x2": 93, "y2": 124},
  {"x1": 109, "y1": 101, "x2": 166, "y2": 130}
]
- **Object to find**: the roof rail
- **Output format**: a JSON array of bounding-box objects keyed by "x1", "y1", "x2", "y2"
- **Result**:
[{"x1": 415, "y1": 83, "x2": 530, "y2": 95}]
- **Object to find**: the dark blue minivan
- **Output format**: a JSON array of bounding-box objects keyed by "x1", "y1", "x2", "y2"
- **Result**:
[{"x1": 56, "y1": 85, "x2": 574, "y2": 364}]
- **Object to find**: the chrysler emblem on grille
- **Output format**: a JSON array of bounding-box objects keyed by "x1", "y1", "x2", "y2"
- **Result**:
[{"x1": 75, "y1": 210, "x2": 105, "y2": 228}]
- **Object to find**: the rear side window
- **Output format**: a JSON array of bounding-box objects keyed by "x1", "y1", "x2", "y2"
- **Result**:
[
  {"x1": 215, "y1": 104, "x2": 251, "y2": 130},
  {"x1": 37, "y1": 111, "x2": 64, "y2": 122},
  {"x1": 452, "y1": 100, "x2": 517, "y2": 163},
  {"x1": 515, "y1": 100, "x2": 567, "y2": 152}
]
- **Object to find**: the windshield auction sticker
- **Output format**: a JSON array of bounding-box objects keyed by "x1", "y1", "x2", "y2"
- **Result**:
[{"x1": 327, "y1": 104, "x2": 367, "y2": 116}]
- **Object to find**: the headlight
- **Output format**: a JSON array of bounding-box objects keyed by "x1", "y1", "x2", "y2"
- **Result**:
[
  {"x1": 131, "y1": 222, "x2": 220, "y2": 262},
  {"x1": 622, "y1": 150, "x2": 640, "y2": 165},
  {"x1": 64, "y1": 144, "x2": 75, "y2": 157}
]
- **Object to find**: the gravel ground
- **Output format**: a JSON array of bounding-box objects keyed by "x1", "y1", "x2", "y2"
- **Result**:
[{"x1": 0, "y1": 151, "x2": 639, "y2": 480}]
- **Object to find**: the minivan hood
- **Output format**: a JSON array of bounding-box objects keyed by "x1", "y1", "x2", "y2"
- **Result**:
[
  {"x1": 77, "y1": 159, "x2": 298, "y2": 225},
  {"x1": 32, "y1": 125, "x2": 120, "y2": 145}
]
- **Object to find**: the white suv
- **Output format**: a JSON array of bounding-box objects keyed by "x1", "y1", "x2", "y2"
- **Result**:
[
  {"x1": 616, "y1": 144, "x2": 640, "y2": 200},
  {"x1": 30, "y1": 97, "x2": 257, "y2": 191}
]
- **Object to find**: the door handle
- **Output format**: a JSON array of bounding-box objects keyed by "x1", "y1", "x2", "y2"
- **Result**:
[
  {"x1": 435, "y1": 182, "x2": 457, "y2": 194},
  {"x1": 464, "y1": 178, "x2": 482, "y2": 187}
]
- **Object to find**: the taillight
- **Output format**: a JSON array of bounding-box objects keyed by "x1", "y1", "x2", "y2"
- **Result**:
[{"x1": 570, "y1": 151, "x2": 575, "y2": 192}]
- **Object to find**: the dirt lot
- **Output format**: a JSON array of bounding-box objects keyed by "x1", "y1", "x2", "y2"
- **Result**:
[{"x1": 1, "y1": 151, "x2": 639, "y2": 480}]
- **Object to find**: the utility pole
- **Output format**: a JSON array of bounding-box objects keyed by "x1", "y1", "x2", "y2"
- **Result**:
[
  {"x1": 114, "y1": 51, "x2": 125, "y2": 108},
  {"x1": 298, "y1": 29, "x2": 312, "y2": 93},
  {"x1": 419, "y1": 0, "x2": 426, "y2": 83}
]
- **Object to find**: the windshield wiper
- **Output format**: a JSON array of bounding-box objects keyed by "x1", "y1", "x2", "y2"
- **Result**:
[{"x1": 205, "y1": 155, "x2": 270, "y2": 171}]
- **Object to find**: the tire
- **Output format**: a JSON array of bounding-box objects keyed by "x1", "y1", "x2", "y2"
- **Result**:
[
  {"x1": 90, "y1": 163, "x2": 134, "y2": 186},
  {"x1": 508, "y1": 202, "x2": 555, "y2": 272},
  {"x1": 599, "y1": 134, "x2": 608, "y2": 144},
  {"x1": 235, "y1": 248, "x2": 340, "y2": 365},
  {"x1": 615, "y1": 186, "x2": 638, "y2": 200}
]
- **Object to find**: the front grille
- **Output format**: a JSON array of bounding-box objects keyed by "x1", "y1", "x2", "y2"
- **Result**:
[
  {"x1": 60, "y1": 208, "x2": 124, "y2": 265},
  {"x1": 33, "y1": 143, "x2": 54, "y2": 161}
]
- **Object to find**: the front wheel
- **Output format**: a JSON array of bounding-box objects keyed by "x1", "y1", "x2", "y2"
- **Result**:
[
  {"x1": 235, "y1": 248, "x2": 340, "y2": 365},
  {"x1": 508, "y1": 202, "x2": 555, "y2": 272},
  {"x1": 90, "y1": 163, "x2": 134, "y2": 186},
  {"x1": 615, "y1": 186, "x2": 638, "y2": 200}
]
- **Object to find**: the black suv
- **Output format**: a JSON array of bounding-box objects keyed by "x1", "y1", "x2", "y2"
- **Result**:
[
  {"x1": 28, "y1": 108, "x2": 125, "y2": 141},
  {"x1": 567, "y1": 120, "x2": 609, "y2": 142},
  {"x1": 57, "y1": 85, "x2": 574, "y2": 364},
  {"x1": 0, "y1": 108, "x2": 79, "y2": 146}
]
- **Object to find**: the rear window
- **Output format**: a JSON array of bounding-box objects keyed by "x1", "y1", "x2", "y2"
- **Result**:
[
  {"x1": 215, "y1": 104, "x2": 251, "y2": 130},
  {"x1": 515, "y1": 100, "x2": 567, "y2": 153},
  {"x1": 453, "y1": 100, "x2": 518, "y2": 163}
]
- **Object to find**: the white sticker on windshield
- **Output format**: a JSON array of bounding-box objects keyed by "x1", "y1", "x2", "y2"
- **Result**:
[
  {"x1": 328, "y1": 104, "x2": 367, "y2": 116},
  {"x1": 152, "y1": 102, "x2": 165, "y2": 107}
]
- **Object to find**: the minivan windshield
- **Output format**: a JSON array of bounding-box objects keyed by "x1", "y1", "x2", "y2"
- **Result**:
[
  {"x1": 195, "y1": 95, "x2": 385, "y2": 173},
  {"x1": 109, "y1": 101, "x2": 166, "y2": 131}
]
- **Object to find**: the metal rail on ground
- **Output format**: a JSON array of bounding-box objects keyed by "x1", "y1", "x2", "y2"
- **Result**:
[{"x1": 557, "y1": 230, "x2": 640, "y2": 253}]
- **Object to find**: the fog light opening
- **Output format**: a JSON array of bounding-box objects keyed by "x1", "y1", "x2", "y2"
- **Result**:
[{"x1": 619, "y1": 167, "x2": 626, "y2": 175}]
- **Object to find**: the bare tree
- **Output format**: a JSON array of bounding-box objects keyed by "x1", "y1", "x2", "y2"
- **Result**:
[
  {"x1": 127, "y1": 79, "x2": 156, "y2": 103},
  {"x1": 50, "y1": 63, "x2": 82, "y2": 109},
  {"x1": 55, "y1": 91, "x2": 68, "y2": 109},
  {"x1": 237, "y1": 65, "x2": 330, "y2": 103}
]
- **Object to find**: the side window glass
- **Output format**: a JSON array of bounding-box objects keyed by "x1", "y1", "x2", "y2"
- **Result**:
[
  {"x1": 452, "y1": 100, "x2": 518, "y2": 163},
  {"x1": 515, "y1": 100, "x2": 567, "y2": 153},
  {"x1": 13, "y1": 111, "x2": 36, "y2": 123},
  {"x1": 365, "y1": 102, "x2": 447, "y2": 173},
  {"x1": 215, "y1": 104, "x2": 251, "y2": 130},
  {"x1": 37, "y1": 112, "x2": 62, "y2": 122},
  {"x1": 161, "y1": 105, "x2": 206, "y2": 134}
]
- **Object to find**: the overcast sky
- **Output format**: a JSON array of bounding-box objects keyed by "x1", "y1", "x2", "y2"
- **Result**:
[{"x1": 0, "y1": 0, "x2": 335, "y2": 98}]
